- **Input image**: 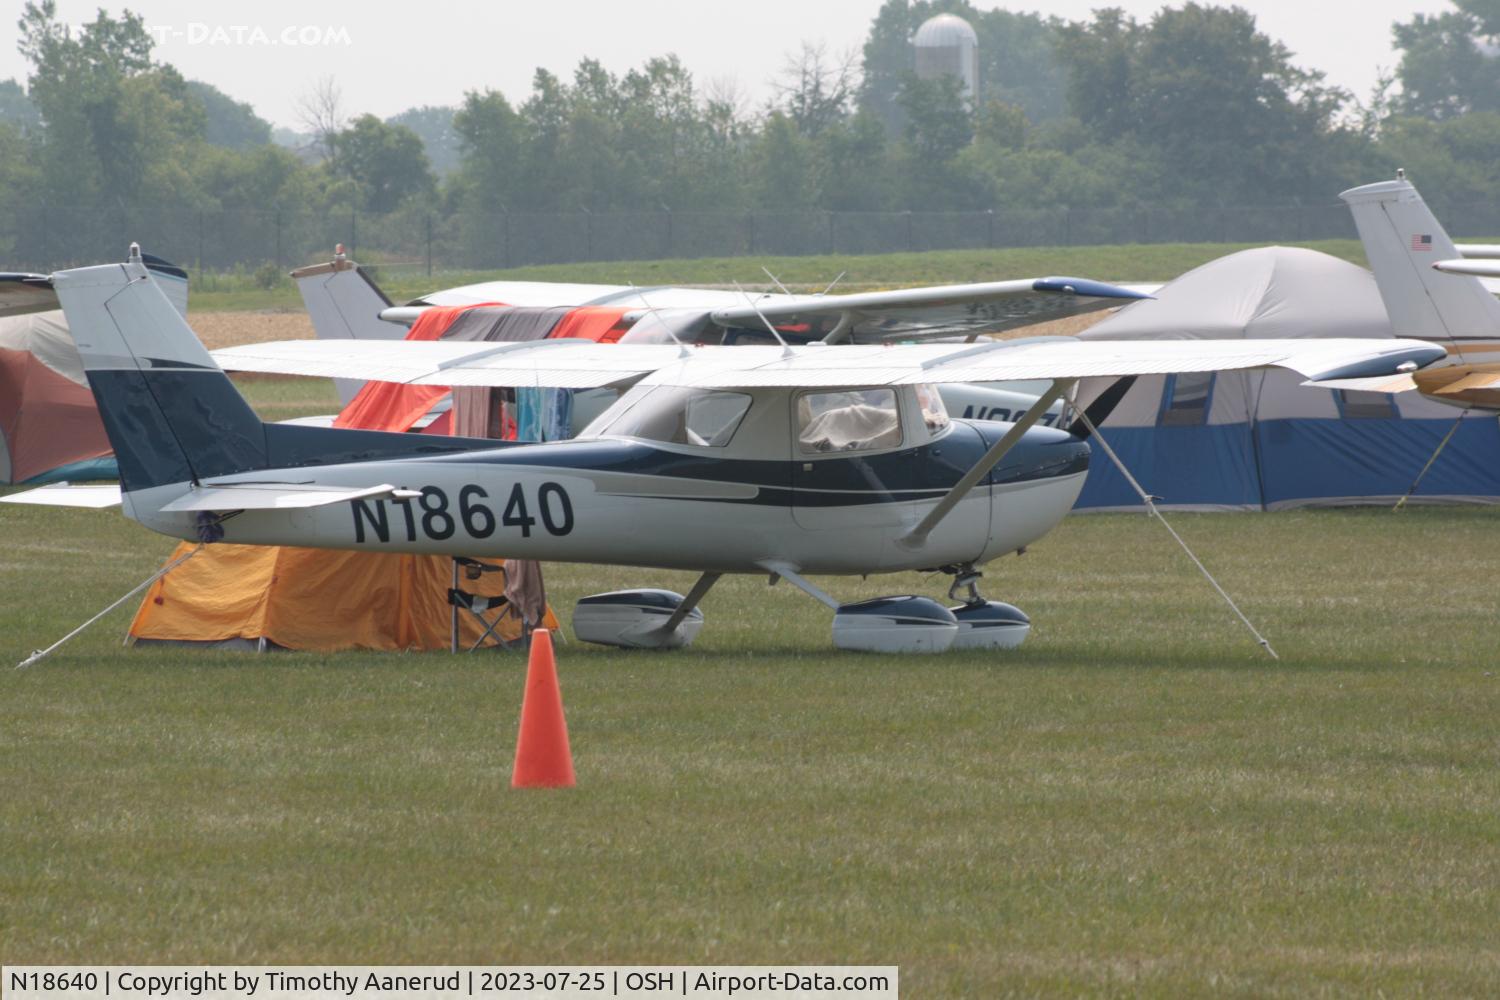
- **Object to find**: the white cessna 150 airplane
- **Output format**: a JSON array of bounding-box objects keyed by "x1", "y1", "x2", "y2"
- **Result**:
[{"x1": 12, "y1": 250, "x2": 1444, "y2": 654}]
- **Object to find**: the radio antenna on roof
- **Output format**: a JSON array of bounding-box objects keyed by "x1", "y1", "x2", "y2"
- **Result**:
[
  {"x1": 760, "y1": 266, "x2": 792, "y2": 297},
  {"x1": 630, "y1": 283, "x2": 688, "y2": 353},
  {"x1": 733, "y1": 280, "x2": 791, "y2": 354}
]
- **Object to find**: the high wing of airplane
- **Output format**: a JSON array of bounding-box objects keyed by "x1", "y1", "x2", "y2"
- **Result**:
[
  {"x1": 0, "y1": 252, "x2": 189, "y2": 319},
  {"x1": 1339, "y1": 175, "x2": 1500, "y2": 408},
  {"x1": 0, "y1": 272, "x2": 57, "y2": 318},
  {"x1": 293, "y1": 246, "x2": 1154, "y2": 431},
  {"x1": 5, "y1": 252, "x2": 1441, "y2": 654},
  {"x1": 374, "y1": 272, "x2": 1157, "y2": 343},
  {"x1": 294, "y1": 246, "x2": 1155, "y2": 350},
  {"x1": 212, "y1": 334, "x2": 1428, "y2": 390}
]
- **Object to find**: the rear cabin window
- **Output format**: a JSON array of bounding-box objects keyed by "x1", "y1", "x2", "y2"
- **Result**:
[
  {"x1": 1160, "y1": 372, "x2": 1214, "y2": 426},
  {"x1": 797, "y1": 388, "x2": 903, "y2": 454},
  {"x1": 595, "y1": 386, "x2": 752, "y2": 447}
]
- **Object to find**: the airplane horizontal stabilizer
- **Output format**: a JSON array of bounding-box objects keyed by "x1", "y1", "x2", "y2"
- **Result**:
[
  {"x1": 0, "y1": 483, "x2": 123, "y2": 508},
  {"x1": 1434, "y1": 259, "x2": 1500, "y2": 279},
  {"x1": 159, "y1": 482, "x2": 419, "y2": 512}
]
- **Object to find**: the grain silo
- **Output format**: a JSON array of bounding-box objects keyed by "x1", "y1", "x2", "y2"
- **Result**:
[{"x1": 913, "y1": 12, "x2": 979, "y2": 104}]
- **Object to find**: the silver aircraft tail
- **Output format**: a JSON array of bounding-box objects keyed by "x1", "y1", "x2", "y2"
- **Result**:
[
  {"x1": 291, "y1": 246, "x2": 409, "y2": 404},
  {"x1": 1341, "y1": 176, "x2": 1500, "y2": 363}
]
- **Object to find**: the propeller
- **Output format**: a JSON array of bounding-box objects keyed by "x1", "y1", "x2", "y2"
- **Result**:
[{"x1": 1067, "y1": 376, "x2": 1136, "y2": 441}]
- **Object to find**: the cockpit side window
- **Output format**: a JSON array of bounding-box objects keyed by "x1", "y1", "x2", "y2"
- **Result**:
[
  {"x1": 588, "y1": 386, "x2": 753, "y2": 448},
  {"x1": 915, "y1": 383, "x2": 950, "y2": 434},
  {"x1": 796, "y1": 388, "x2": 904, "y2": 454}
]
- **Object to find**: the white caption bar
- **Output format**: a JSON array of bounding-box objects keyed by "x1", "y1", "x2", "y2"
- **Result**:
[{"x1": 2, "y1": 967, "x2": 898, "y2": 1000}]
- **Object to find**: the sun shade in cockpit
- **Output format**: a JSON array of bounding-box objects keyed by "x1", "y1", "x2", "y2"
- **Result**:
[{"x1": 797, "y1": 390, "x2": 903, "y2": 453}]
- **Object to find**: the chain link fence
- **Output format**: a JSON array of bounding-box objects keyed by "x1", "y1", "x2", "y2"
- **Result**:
[{"x1": 7, "y1": 199, "x2": 1500, "y2": 275}]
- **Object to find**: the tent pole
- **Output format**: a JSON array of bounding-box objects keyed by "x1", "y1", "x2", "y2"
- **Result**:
[
  {"x1": 1394, "y1": 406, "x2": 1471, "y2": 512},
  {"x1": 15, "y1": 544, "x2": 205, "y2": 670},
  {"x1": 1072, "y1": 409, "x2": 1279, "y2": 660}
]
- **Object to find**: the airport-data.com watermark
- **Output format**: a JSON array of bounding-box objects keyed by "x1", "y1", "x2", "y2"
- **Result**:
[{"x1": 143, "y1": 23, "x2": 353, "y2": 47}]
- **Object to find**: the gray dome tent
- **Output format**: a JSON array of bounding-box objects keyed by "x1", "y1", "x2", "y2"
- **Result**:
[{"x1": 1072, "y1": 247, "x2": 1500, "y2": 509}]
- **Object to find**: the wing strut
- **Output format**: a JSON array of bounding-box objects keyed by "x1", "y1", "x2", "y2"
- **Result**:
[
  {"x1": 1393, "y1": 405, "x2": 1471, "y2": 511},
  {"x1": 819, "y1": 311, "x2": 855, "y2": 344},
  {"x1": 658, "y1": 572, "x2": 723, "y2": 634},
  {"x1": 757, "y1": 561, "x2": 841, "y2": 609},
  {"x1": 901, "y1": 378, "x2": 1076, "y2": 548}
]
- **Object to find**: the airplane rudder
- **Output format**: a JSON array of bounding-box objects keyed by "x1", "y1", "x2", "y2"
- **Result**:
[{"x1": 53, "y1": 256, "x2": 268, "y2": 491}]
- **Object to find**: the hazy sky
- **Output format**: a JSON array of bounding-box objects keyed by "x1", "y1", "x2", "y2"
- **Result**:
[{"x1": 0, "y1": 1, "x2": 1459, "y2": 129}]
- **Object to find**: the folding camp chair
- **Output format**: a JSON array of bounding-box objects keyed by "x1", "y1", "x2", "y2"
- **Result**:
[{"x1": 447, "y1": 557, "x2": 528, "y2": 652}]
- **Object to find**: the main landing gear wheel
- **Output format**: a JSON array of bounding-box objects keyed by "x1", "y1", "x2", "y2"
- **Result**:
[
  {"x1": 943, "y1": 564, "x2": 1032, "y2": 651},
  {"x1": 573, "y1": 589, "x2": 705, "y2": 649},
  {"x1": 762, "y1": 561, "x2": 1030, "y2": 654},
  {"x1": 832, "y1": 596, "x2": 959, "y2": 654}
]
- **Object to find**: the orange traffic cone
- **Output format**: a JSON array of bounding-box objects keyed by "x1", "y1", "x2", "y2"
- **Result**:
[{"x1": 511, "y1": 629, "x2": 576, "y2": 788}]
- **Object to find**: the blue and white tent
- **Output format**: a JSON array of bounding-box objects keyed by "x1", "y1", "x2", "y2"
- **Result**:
[{"x1": 1072, "y1": 246, "x2": 1500, "y2": 510}]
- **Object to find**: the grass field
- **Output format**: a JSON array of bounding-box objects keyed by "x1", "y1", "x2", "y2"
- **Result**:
[
  {"x1": 189, "y1": 239, "x2": 1382, "y2": 312},
  {"x1": 5, "y1": 260, "x2": 1500, "y2": 994},
  {"x1": 2, "y1": 487, "x2": 1499, "y2": 994}
]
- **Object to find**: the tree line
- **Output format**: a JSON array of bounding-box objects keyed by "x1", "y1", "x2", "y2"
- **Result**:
[{"x1": 3, "y1": 0, "x2": 1500, "y2": 266}]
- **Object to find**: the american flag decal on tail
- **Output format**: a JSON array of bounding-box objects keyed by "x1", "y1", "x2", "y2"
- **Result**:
[{"x1": 1411, "y1": 234, "x2": 1433, "y2": 251}]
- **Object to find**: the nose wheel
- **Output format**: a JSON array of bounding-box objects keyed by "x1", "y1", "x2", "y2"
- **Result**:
[
  {"x1": 943, "y1": 564, "x2": 987, "y2": 606},
  {"x1": 940, "y1": 564, "x2": 1032, "y2": 650}
]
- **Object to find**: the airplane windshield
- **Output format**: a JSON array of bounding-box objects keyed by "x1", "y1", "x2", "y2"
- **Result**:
[{"x1": 586, "y1": 385, "x2": 753, "y2": 448}]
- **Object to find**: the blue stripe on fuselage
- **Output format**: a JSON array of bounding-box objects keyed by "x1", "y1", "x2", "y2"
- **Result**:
[{"x1": 405, "y1": 420, "x2": 1089, "y2": 507}]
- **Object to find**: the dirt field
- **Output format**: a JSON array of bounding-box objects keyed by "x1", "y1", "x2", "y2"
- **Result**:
[{"x1": 189, "y1": 310, "x2": 314, "y2": 350}]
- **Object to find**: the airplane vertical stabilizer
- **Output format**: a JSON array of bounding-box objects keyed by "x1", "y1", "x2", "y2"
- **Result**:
[
  {"x1": 292, "y1": 252, "x2": 408, "y2": 404},
  {"x1": 1341, "y1": 177, "x2": 1500, "y2": 358},
  {"x1": 51, "y1": 253, "x2": 267, "y2": 493},
  {"x1": 140, "y1": 253, "x2": 189, "y2": 319}
]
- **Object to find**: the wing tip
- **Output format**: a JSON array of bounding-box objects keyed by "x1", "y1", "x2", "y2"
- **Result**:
[{"x1": 1033, "y1": 277, "x2": 1153, "y2": 300}]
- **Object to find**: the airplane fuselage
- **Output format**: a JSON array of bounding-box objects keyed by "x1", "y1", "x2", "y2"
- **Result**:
[{"x1": 125, "y1": 421, "x2": 1090, "y2": 576}]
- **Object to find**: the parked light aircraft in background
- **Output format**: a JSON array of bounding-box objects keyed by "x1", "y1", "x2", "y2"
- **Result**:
[
  {"x1": 294, "y1": 248, "x2": 1156, "y2": 351},
  {"x1": 1337, "y1": 174, "x2": 1500, "y2": 409},
  {"x1": 3, "y1": 249, "x2": 1442, "y2": 653},
  {"x1": 291, "y1": 249, "x2": 1146, "y2": 427}
]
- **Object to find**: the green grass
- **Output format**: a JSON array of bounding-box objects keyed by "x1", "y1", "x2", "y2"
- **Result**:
[
  {"x1": 232, "y1": 374, "x2": 342, "y2": 421},
  {"x1": 189, "y1": 239, "x2": 1385, "y2": 312},
  {"x1": 2, "y1": 496, "x2": 1499, "y2": 995}
]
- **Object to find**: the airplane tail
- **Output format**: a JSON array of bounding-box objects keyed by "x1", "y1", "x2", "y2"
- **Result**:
[
  {"x1": 51, "y1": 247, "x2": 268, "y2": 494},
  {"x1": 291, "y1": 247, "x2": 409, "y2": 405},
  {"x1": 141, "y1": 252, "x2": 190, "y2": 318},
  {"x1": 1341, "y1": 176, "x2": 1500, "y2": 359}
]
